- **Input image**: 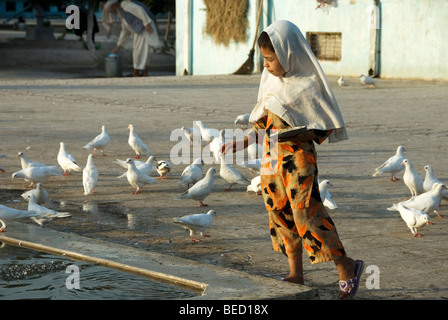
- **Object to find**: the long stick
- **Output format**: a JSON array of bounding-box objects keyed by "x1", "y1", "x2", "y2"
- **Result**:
[
  {"x1": 233, "y1": 0, "x2": 264, "y2": 75},
  {"x1": 251, "y1": 0, "x2": 264, "y2": 51}
]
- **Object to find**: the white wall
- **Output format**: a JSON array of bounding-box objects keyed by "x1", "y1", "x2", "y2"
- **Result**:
[{"x1": 176, "y1": 0, "x2": 448, "y2": 80}]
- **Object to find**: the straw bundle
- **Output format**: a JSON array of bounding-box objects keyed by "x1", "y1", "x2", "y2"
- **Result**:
[{"x1": 203, "y1": 0, "x2": 248, "y2": 46}]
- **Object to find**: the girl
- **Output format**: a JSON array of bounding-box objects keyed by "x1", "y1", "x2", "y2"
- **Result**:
[{"x1": 222, "y1": 20, "x2": 364, "y2": 300}]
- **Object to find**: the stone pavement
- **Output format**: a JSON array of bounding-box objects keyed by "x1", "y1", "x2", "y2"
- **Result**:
[{"x1": 0, "y1": 30, "x2": 448, "y2": 300}]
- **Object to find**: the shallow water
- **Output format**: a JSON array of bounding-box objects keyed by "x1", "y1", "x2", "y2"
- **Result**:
[{"x1": 0, "y1": 244, "x2": 198, "y2": 300}]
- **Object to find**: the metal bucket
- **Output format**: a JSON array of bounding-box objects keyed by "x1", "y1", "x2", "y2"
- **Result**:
[{"x1": 105, "y1": 54, "x2": 122, "y2": 77}]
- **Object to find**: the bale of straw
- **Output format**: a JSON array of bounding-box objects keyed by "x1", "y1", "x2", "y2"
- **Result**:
[{"x1": 203, "y1": 0, "x2": 248, "y2": 46}]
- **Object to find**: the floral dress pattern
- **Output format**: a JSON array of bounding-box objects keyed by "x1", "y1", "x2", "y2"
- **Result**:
[{"x1": 253, "y1": 111, "x2": 346, "y2": 263}]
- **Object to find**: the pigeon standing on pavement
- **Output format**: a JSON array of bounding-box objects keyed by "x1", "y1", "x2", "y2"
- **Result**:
[
  {"x1": 238, "y1": 158, "x2": 262, "y2": 176},
  {"x1": 402, "y1": 159, "x2": 424, "y2": 197},
  {"x1": 175, "y1": 167, "x2": 215, "y2": 206},
  {"x1": 234, "y1": 114, "x2": 250, "y2": 129},
  {"x1": 124, "y1": 158, "x2": 157, "y2": 194},
  {"x1": 338, "y1": 75, "x2": 348, "y2": 89},
  {"x1": 388, "y1": 183, "x2": 446, "y2": 219},
  {"x1": 115, "y1": 156, "x2": 156, "y2": 178},
  {"x1": 219, "y1": 154, "x2": 250, "y2": 191},
  {"x1": 174, "y1": 209, "x2": 216, "y2": 242},
  {"x1": 21, "y1": 182, "x2": 49, "y2": 205},
  {"x1": 360, "y1": 74, "x2": 377, "y2": 87},
  {"x1": 177, "y1": 158, "x2": 204, "y2": 188},
  {"x1": 17, "y1": 151, "x2": 48, "y2": 169},
  {"x1": 57, "y1": 142, "x2": 82, "y2": 175},
  {"x1": 156, "y1": 160, "x2": 171, "y2": 180},
  {"x1": 394, "y1": 202, "x2": 431, "y2": 237},
  {"x1": 373, "y1": 146, "x2": 406, "y2": 181},
  {"x1": 423, "y1": 165, "x2": 448, "y2": 200},
  {"x1": 247, "y1": 175, "x2": 262, "y2": 195},
  {"x1": 128, "y1": 124, "x2": 152, "y2": 159},
  {"x1": 181, "y1": 126, "x2": 201, "y2": 147},
  {"x1": 210, "y1": 130, "x2": 228, "y2": 164},
  {"x1": 24, "y1": 193, "x2": 71, "y2": 226},
  {"x1": 83, "y1": 125, "x2": 110, "y2": 157},
  {"x1": 83, "y1": 154, "x2": 98, "y2": 195},
  {"x1": 195, "y1": 121, "x2": 220, "y2": 143},
  {"x1": 0, "y1": 204, "x2": 39, "y2": 232},
  {"x1": 12, "y1": 165, "x2": 62, "y2": 188},
  {"x1": 319, "y1": 179, "x2": 338, "y2": 209}
]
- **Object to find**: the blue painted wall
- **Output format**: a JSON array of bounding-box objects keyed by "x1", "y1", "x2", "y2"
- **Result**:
[{"x1": 176, "y1": 0, "x2": 448, "y2": 80}]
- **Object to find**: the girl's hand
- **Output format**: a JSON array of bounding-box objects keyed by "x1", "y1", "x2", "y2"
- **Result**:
[
  {"x1": 221, "y1": 141, "x2": 238, "y2": 154},
  {"x1": 221, "y1": 139, "x2": 249, "y2": 154}
]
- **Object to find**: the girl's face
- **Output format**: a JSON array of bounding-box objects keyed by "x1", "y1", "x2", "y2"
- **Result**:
[{"x1": 260, "y1": 46, "x2": 285, "y2": 77}]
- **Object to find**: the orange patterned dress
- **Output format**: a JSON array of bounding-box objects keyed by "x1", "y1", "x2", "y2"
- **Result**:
[{"x1": 253, "y1": 111, "x2": 346, "y2": 264}]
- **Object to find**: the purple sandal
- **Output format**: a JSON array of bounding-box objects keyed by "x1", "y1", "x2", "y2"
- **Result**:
[{"x1": 338, "y1": 260, "x2": 365, "y2": 300}]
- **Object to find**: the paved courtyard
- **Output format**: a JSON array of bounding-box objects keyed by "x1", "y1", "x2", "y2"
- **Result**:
[{"x1": 1, "y1": 30, "x2": 448, "y2": 300}]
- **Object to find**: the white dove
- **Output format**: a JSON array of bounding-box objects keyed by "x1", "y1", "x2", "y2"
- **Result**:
[
  {"x1": 360, "y1": 74, "x2": 377, "y2": 87},
  {"x1": 219, "y1": 155, "x2": 250, "y2": 191},
  {"x1": 156, "y1": 160, "x2": 171, "y2": 180},
  {"x1": 83, "y1": 125, "x2": 110, "y2": 157},
  {"x1": 388, "y1": 183, "x2": 446, "y2": 219},
  {"x1": 234, "y1": 114, "x2": 250, "y2": 129},
  {"x1": 210, "y1": 130, "x2": 231, "y2": 164},
  {"x1": 319, "y1": 179, "x2": 338, "y2": 209},
  {"x1": 248, "y1": 142, "x2": 263, "y2": 161},
  {"x1": 17, "y1": 151, "x2": 47, "y2": 169},
  {"x1": 195, "y1": 121, "x2": 220, "y2": 143},
  {"x1": 338, "y1": 75, "x2": 348, "y2": 89},
  {"x1": 402, "y1": 159, "x2": 424, "y2": 197},
  {"x1": 21, "y1": 182, "x2": 49, "y2": 205},
  {"x1": 175, "y1": 167, "x2": 215, "y2": 207},
  {"x1": 178, "y1": 158, "x2": 204, "y2": 188},
  {"x1": 128, "y1": 124, "x2": 152, "y2": 159},
  {"x1": 394, "y1": 202, "x2": 431, "y2": 237},
  {"x1": 125, "y1": 158, "x2": 157, "y2": 194},
  {"x1": 238, "y1": 158, "x2": 262, "y2": 176},
  {"x1": 247, "y1": 175, "x2": 262, "y2": 195},
  {"x1": 174, "y1": 209, "x2": 217, "y2": 242},
  {"x1": 115, "y1": 155, "x2": 156, "y2": 178},
  {"x1": 373, "y1": 146, "x2": 406, "y2": 181},
  {"x1": 181, "y1": 126, "x2": 201, "y2": 147},
  {"x1": 0, "y1": 204, "x2": 39, "y2": 232},
  {"x1": 83, "y1": 154, "x2": 98, "y2": 195},
  {"x1": 423, "y1": 165, "x2": 448, "y2": 200},
  {"x1": 24, "y1": 193, "x2": 71, "y2": 226},
  {"x1": 57, "y1": 142, "x2": 82, "y2": 176},
  {"x1": 12, "y1": 165, "x2": 63, "y2": 188}
]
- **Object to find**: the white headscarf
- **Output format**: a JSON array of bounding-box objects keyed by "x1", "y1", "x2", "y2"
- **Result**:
[
  {"x1": 102, "y1": 0, "x2": 118, "y2": 32},
  {"x1": 249, "y1": 20, "x2": 348, "y2": 143}
]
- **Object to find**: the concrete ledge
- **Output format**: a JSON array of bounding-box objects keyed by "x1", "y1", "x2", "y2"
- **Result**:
[{"x1": 0, "y1": 222, "x2": 317, "y2": 300}]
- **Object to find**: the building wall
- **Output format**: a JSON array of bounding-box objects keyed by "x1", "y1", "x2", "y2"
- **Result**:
[
  {"x1": 176, "y1": 0, "x2": 263, "y2": 76},
  {"x1": 176, "y1": 0, "x2": 448, "y2": 80}
]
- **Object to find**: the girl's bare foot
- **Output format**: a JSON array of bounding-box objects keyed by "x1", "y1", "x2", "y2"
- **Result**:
[{"x1": 282, "y1": 275, "x2": 304, "y2": 285}]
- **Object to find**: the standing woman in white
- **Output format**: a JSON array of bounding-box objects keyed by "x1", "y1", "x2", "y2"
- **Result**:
[{"x1": 102, "y1": 0, "x2": 161, "y2": 77}]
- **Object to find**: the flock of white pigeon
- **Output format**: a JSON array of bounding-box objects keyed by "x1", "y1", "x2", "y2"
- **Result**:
[
  {"x1": 3, "y1": 104, "x2": 442, "y2": 242},
  {"x1": 372, "y1": 145, "x2": 447, "y2": 237},
  {"x1": 0, "y1": 118, "x2": 270, "y2": 241}
]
